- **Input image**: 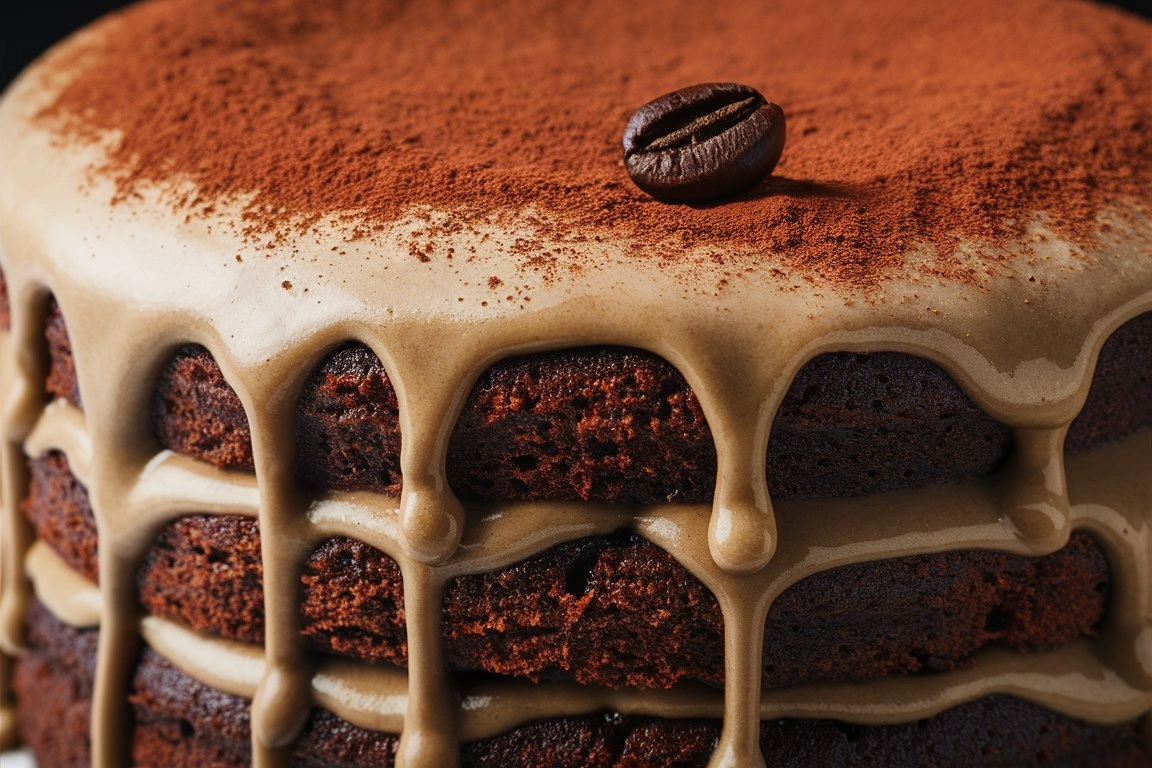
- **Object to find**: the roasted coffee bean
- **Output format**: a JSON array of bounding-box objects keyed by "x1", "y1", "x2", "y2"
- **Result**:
[{"x1": 623, "y1": 83, "x2": 786, "y2": 203}]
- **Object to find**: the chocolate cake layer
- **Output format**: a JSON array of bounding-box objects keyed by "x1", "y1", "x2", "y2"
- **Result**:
[
  {"x1": 120, "y1": 310, "x2": 1148, "y2": 501},
  {"x1": 164, "y1": 342, "x2": 1016, "y2": 501},
  {"x1": 156, "y1": 517, "x2": 1110, "y2": 688},
  {"x1": 21, "y1": 450, "x2": 98, "y2": 583},
  {"x1": 15, "y1": 601, "x2": 1150, "y2": 767},
  {"x1": 152, "y1": 344, "x2": 254, "y2": 471},
  {"x1": 1066, "y1": 311, "x2": 1152, "y2": 453},
  {"x1": 23, "y1": 451, "x2": 1113, "y2": 688},
  {"x1": 12, "y1": 601, "x2": 98, "y2": 767},
  {"x1": 45, "y1": 297, "x2": 80, "y2": 409},
  {"x1": 24, "y1": 437, "x2": 1111, "y2": 688},
  {"x1": 131, "y1": 648, "x2": 399, "y2": 767},
  {"x1": 37, "y1": 305, "x2": 1152, "y2": 497},
  {"x1": 443, "y1": 528, "x2": 1108, "y2": 688},
  {"x1": 39, "y1": 302, "x2": 1152, "y2": 504},
  {"x1": 0, "y1": 268, "x2": 9, "y2": 331}
]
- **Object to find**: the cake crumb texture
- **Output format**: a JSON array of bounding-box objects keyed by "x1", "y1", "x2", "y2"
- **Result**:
[
  {"x1": 14, "y1": 600, "x2": 1151, "y2": 767},
  {"x1": 141, "y1": 312, "x2": 1152, "y2": 501}
]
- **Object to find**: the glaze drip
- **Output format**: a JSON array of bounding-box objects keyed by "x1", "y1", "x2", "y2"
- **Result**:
[{"x1": 14, "y1": 434, "x2": 1152, "y2": 745}]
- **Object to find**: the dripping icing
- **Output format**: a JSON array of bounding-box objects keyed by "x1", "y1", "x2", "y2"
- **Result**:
[{"x1": 0, "y1": 23, "x2": 1150, "y2": 768}]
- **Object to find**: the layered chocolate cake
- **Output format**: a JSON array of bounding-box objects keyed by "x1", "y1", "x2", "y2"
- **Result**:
[{"x1": 1, "y1": 0, "x2": 1150, "y2": 766}]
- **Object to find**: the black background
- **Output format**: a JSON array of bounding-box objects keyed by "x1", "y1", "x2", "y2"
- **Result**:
[
  {"x1": 4, "y1": 2, "x2": 135, "y2": 87},
  {"x1": 4, "y1": 1, "x2": 1152, "y2": 89}
]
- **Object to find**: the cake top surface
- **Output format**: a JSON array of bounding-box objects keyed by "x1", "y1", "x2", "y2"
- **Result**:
[{"x1": 17, "y1": 0, "x2": 1152, "y2": 290}]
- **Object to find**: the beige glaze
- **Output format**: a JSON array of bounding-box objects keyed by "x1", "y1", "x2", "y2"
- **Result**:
[
  {"x1": 20, "y1": 539, "x2": 1152, "y2": 740},
  {"x1": 0, "y1": 28, "x2": 1151, "y2": 768}
]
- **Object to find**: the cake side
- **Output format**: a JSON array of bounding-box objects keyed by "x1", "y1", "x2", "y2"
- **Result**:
[
  {"x1": 22, "y1": 308, "x2": 1151, "y2": 689},
  {"x1": 17, "y1": 601, "x2": 1152, "y2": 768},
  {"x1": 0, "y1": 0, "x2": 1151, "y2": 766}
]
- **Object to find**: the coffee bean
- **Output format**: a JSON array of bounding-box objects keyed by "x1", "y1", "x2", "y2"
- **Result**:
[{"x1": 623, "y1": 83, "x2": 786, "y2": 203}]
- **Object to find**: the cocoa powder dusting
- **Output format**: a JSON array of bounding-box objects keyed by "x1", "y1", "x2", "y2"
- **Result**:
[{"x1": 33, "y1": 0, "x2": 1152, "y2": 289}]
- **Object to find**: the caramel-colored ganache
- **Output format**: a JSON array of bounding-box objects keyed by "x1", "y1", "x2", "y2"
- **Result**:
[{"x1": 0, "y1": 1, "x2": 1150, "y2": 767}]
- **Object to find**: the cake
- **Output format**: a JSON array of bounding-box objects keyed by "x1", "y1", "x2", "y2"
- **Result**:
[{"x1": 0, "y1": 0, "x2": 1150, "y2": 766}]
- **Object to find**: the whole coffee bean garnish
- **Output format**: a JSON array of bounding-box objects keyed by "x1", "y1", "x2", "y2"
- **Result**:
[{"x1": 623, "y1": 83, "x2": 786, "y2": 203}]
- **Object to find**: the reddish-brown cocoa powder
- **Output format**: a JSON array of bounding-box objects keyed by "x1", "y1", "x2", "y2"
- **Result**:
[{"x1": 31, "y1": 0, "x2": 1152, "y2": 289}]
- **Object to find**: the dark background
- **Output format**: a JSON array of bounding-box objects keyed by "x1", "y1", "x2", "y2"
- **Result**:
[
  {"x1": 4, "y1": 1, "x2": 1152, "y2": 88},
  {"x1": 4, "y1": 2, "x2": 135, "y2": 87}
]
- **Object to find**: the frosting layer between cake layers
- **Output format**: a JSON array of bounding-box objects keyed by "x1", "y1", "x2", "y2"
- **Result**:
[{"x1": 0, "y1": 1, "x2": 1150, "y2": 766}]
